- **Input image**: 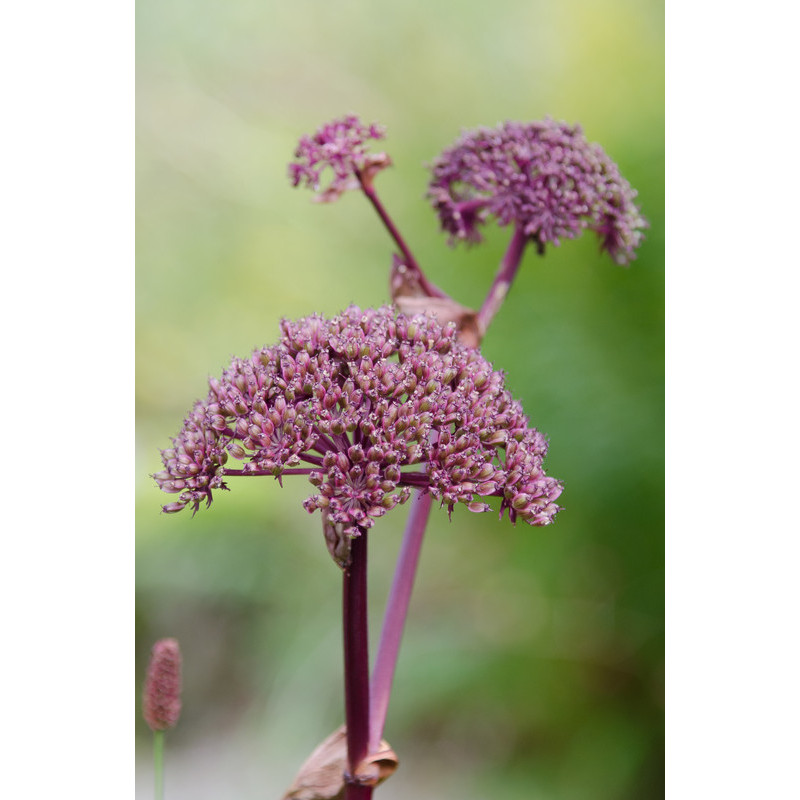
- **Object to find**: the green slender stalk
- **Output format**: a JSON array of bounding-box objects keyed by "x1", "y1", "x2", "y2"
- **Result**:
[{"x1": 153, "y1": 730, "x2": 165, "y2": 800}]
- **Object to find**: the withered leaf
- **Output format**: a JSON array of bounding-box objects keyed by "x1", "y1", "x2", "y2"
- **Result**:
[
  {"x1": 390, "y1": 256, "x2": 482, "y2": 348},
  {"x1": 282, "y1": 725, "x2": 398, "y2": 800},
  {"x1": 322, "y1": 510, "x2": 352, "y2": 570},
  {"x1": 358, "y1": 153, "x2": 393, "y2": 190}
]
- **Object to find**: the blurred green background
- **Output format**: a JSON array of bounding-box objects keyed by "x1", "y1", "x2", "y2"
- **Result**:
[{"x1": 136, "y1": 0, "x2": 664, "y2": 797}]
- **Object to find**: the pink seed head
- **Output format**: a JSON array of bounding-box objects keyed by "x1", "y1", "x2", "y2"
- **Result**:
[{"x1": 143, "y1": 638, "x2": 182, "y2": 732}]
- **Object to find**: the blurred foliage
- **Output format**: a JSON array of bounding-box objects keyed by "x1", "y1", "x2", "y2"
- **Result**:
[{"x1": 136, "y1": 0, "x2": 663, "y2": 797}]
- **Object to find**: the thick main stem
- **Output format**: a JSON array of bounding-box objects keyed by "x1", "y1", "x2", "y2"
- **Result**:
[
  {"x1": 355, "y1": 173, "x2": 446, "y2": 300},
  {"x1": 343, "y1": 531, "x2": 373, "y2": 800},
  {"x1": 369, "y1": 490, "x2": 433, "y2": 752},
  {"x1": 476, "y1": 224, "x2": 530, "y2": 334}
]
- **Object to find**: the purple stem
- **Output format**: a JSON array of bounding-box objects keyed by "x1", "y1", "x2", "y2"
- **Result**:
[
  {"x1": 312, "y1": 427, "x2": 345, "y2": 455},
  {"x1": 397, "y1": 471, "x2": 429, "y2": 486},
  {"x1": 343, "y1": 530, "x2": 373, "y2": 800},
  {"x1": 364, "y1": 226, "x2": 534, "y2": 761},
  {"x1": 369, "y1": 489, "x2": 433, "y2": 752},
  {"x1": 221, "y1": 468, "x2": 315, "y2": 477},
  {"x1": 476, "y1": 224, "x2": 530, "y2": 334},
  {"x1": 355, "y1": 171, "x2": 447, "y2": 300}
]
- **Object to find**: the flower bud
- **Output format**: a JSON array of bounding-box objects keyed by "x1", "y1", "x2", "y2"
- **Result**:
[
  {"x1": 384, "y1": 465, "x2": 401, "y2": 483},
  {"x1": 281, "y1": 357, "x2": 296, "y2": 382},
  {"x1": 475, "y1": 463, "x2": 496, "y2": 481},
  {"x1": 441, "y1": 366, "x2": 457, "y2": 385},
  {"x1": 511, "y1": 493, "x2": 532, "y2": 511},
  {"x1": 348, "y1": 445, "x2": 365, "y2": 464},
  {"x1": 309, "y1": 471, "x2": 324, "y2": 487},
  {"x1": 228, "y1": 443, "x2": 246, "y2": 459}
]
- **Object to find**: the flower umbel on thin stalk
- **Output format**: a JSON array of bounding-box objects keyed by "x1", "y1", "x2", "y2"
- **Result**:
[
  {"x1": 427, "y1": 118, "x2": 648, "y2": 264},
  {"x1": 290, "y1": 115, "x2": 449, "y2": 305},
  {"x1": 154, "y1": 305, "x2": 562, "y2": 566}
]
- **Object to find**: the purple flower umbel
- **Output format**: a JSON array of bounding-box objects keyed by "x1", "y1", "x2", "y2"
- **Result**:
[
  {"x1": 427, "y1": 119, "x2": 647, "y2": 264},
  {"x1": 289, "y1": 115, "x2": 390, "y2": 202},
  {"x1": 154, "y1": 306, "x2": 562, "y2": 562}
]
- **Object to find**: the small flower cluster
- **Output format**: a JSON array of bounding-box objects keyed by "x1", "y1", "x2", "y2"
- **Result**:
[
  {"x1": 289, "y1": 115, "x2": 389, "y2": 201},
  {"x1": 143, "y1": 638, "x2": 182, "y2": 732},
  {"x1": 155, "y1": 306, "x2": 562, "y2": 539},
  {"x1": 427, "y1": 119, "x2": 647, "y2": 264}
]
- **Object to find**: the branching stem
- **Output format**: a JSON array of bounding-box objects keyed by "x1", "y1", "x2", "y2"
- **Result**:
[
  {"x1": 369, "y1": 489, "x2": 433, "y2": 752},
  {"x1": 476, "y1": 224, "x2": 530, "y2": 333},
  {"x1": 221, "y1": 468, "x2": 316, "y2": 477},
  {"x1": 363, "y1": 225, "x2": 534, "y2": 778},
  {"x1": 355, "y1": 171, "x2": 446, "y2": 300}
]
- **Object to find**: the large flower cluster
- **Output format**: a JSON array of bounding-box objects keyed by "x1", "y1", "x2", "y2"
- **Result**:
[
  {"x1": 289, "y1": 115, "x2": 389, "y2": 201},
  {"x1": 155, "y1": 306, "x2": 562, "y2": 539},
  {"x1": 427, "y1": 119, "x2": 647, "y2": 264}
]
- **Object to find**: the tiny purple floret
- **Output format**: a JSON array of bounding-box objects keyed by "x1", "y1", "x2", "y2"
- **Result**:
[{"x1": 427, "y1": 119, "x2": 647, "y2": 264}]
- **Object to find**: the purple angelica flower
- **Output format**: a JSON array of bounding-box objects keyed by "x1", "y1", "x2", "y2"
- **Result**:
[
  {"x1": 289, "y1": 115, "x2": 390, "y2": 202},
  {"x1": 154, "y1": 306, "x2": 562, "y2": 563},
  {"x1": 143, "y1": 638, "x2": 182, "y2": 732},
  {"x1": 427, "y1": 119, "x2": 647, "y2": 264}
]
